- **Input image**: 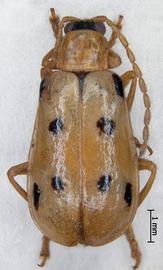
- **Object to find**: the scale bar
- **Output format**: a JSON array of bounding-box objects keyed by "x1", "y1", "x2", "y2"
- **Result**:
[{"x1": 147, "y1": 209, "x2": 155, "y2": 243}]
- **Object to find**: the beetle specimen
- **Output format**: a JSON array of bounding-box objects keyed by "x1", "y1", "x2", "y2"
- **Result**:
[{"x1": 7, "y1": 8, "x2": 157, "y2": 269}]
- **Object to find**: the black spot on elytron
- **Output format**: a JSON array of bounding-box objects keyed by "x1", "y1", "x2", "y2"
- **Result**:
[
  {"x1": 49, "y1": 118, "x2": 63, "y2": 135},
  {"x1": 64, "y1": 21, "x2": 106, "y2": 35},
  {"x1": 97, "y1": 175, "x2": 112, "y2": 192},
  {"x1": 124, "y1": 183, "x2": 132, "y2": 207},
  {"x1": 33, "y1": 183, "x2": 41, "y2": 210},
  {"x1": 112, "y1": 73, "x2": 124, "y2": 97},
  {"x1": 51, "y1": 176, "x2": 64, "y2": 192},
  {"x1": 97, "y1": 117, "x2": 116, "y2": 135},
  {"x1": 39, "y1": 79, "x2": 46, "y2": 98}
]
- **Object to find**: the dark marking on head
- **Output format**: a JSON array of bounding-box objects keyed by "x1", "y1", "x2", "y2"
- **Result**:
[
  {"x1": 112, "y1": 73, "x2": 124, "y2": 97},
  {"x1": 51, "y1": 176, "x2": 64, "y2": 192},
  {"x1": 97, "y1": 117, "x2": 116, "y2": 135},
  {"x1": 95, "y1": 22, "x2": 106, "y2": 35},
  {"x1": 33, "y1": 183, "x2": 41, "y2": 210},
  {"x1": 124, "y1": 183, "x2": 132, "y2": 207},
  {"x1": 49, "y1": 118, "x2": 63, "y2": 135},
  {"x1": 39, "y1": 79, "x2": 46, "y2": 99},
  {"x1": 64, "y1": 20, "x2": 106, "y2": 35},
  {"x1": 97, "y1": 175, "x2": 112, "y2": 192}
]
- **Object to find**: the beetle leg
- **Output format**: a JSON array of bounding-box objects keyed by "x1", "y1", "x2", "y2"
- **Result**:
[
  {"x1": 7, "y1": 162, "x2": 28, "y2": 201},
  {"x1": 125, "y1": 225, "x2": 141, "y2": 269},
  {"x1": 126, "y1": 76, "x2": 137, "y2": 112},
  {"x1": 121, "y1": 71, "x2": 134, "y2": 88},
  {"x1": 38, "y1": 236, "x2": 50, "y2": 267},
  {"x1": 121, "y1": 71, "x2": 137, "y2": 112},
  {"x1": 134, "y1": 137, "x2": 153, "y2": 156},
  {"x1": 138, "y1": 158, "x2": 157, "y2": 205},
  {"x1": 41, "y1": 48, "x2": 57, "y2": 79},
  {"x1": 40, "y1": 8, "x2": 60, "y2": 78}
]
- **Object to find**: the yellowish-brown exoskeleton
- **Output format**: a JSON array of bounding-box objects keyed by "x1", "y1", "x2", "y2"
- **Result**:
[{"x1": 7, "y1": 8, "x2": 157, "y2": 269}]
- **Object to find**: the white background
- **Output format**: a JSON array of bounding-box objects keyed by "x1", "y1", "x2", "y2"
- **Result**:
[{"x1": 0, "y1": 0, "x2": 163, "y2": 269}]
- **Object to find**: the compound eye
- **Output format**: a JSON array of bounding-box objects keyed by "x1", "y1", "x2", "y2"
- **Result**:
[
  {"x1": 94, "y1": 22, "x2": 106, "y2": 35},
  {"x1": 64, "y1": 22, "x2": 74, "y2": 33}
]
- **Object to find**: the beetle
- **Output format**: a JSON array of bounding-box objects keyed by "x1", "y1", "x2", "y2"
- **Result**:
[{"x1": 7, "y1": 8, "x2": 157, "y2": 269}]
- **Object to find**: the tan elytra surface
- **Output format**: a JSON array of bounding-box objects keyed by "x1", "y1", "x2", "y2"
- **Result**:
[{"x1": 27, "y1": 70, "x2": 139, "y2": 246}]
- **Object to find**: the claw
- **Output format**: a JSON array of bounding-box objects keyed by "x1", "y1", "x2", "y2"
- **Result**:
[
  {"x1": 132, "y1": 255, "x2": 141, "y2": 269},
  {"x1": 147, "y1": 145, "x2": 153, "y2": 156},
  {"x1": 131, "y1": 253, "x2": 141, "y2": 269},
  {"x1": 37, "y1": 256, "x2": 47, "y2": 267},
  {"x1": 131, "y1": 241, "x2": 141, "y2": 269},
  {"x1": 139, "y1": 143, "x2": 153, "y2": 157},
  {"x1": 132, "y1": 260, "x2": 140, "y2": 269},
  {"x1": 134, "y1": 137, "x2": 153, "y2": 157}
]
